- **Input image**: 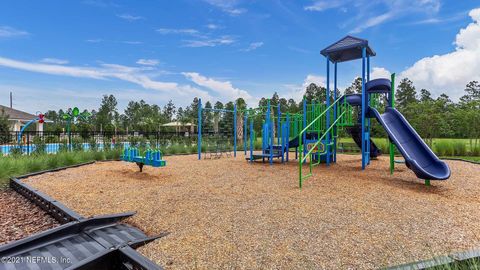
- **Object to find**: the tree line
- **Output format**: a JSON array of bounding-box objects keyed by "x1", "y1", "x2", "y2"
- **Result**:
[{"x1": 1, "y1": 78, "x2": 478, "y2": 146}]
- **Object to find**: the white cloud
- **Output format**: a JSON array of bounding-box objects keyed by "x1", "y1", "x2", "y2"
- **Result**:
[
  {"x1": 157, "y1": 27, "x2": 236, "y2": 48},
  {"x1": 370, "y1": 67, "x2": 391, "y2": 79},
  {"x1": 0, "y1": 26, "x2": 29, "y2": 38},
  {"x1": 183, "y1": 72, "x2": 252, "y2": 103},
  {"x1": 283, "y1": 74, "x2": 326, "y2": 101},
  {"x1": 304, "y1": 0, "x2": 345, "y2": 12},
  {"x1": 206, "y1": 23, "x2": 221, "y2": 30},
  {"x1": 121, "y1": 40, "x2": 143, "y2": 45},
  {"x1": 40, "y1": 58, "x2": 69, "y2": 65},
  {"x1": 350, "y1": 12, "x2": 394, "y2": 34},
  {"x1": 116, "y1": 14, "x2": 144, "y2": 21},
  {"x1": 156, "y1": 28, "x2": 200, "y2": 35},
  {"x1": 0, "y1": 56, "x2": 215, "y2": 102},
  {"x1": 0, "y1": 56, "x2": 258, "y2": 106},
  {"x1": 182, "y1": 36, "x2": 236, "y2": 47},
  {"x1": 202, "y1": 0, "x2": 246, "y2": 15},
  {"x1": 305, "y1": 0, "x2": 442, "y2": 33},
  {"x1": 241, "y1": 42, "x2": 264, "y2": 52},
  {"x1": 400, "y1": 8, "x2": 480, "y2": 100},
  {"x1": 136, "y1": 59, "x2": 160, "y2": 66},
  {"x1": 85, "y1": 38, "x2": 103, "y2": 43}
]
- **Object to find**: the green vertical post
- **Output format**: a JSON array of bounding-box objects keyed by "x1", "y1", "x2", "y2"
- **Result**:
[
  {"x1": 425, "y1": 179, "x2": 431, "y2": 186},
  {"x1": 389, "y1": 73, "x2": 396, "y2": 175}
]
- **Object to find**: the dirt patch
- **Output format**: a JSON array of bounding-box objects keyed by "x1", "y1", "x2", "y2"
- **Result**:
[
  {"x1": 0, "y1": 189, "x2": 59, "y2": 245},
  {"x1": 23, "y1": 154, "x2": 480, "y2": 269}
]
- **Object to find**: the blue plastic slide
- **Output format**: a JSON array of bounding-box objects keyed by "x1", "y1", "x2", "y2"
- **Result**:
[{"x1": 370, "y1": 107, "x2": 450, "y2": 180}]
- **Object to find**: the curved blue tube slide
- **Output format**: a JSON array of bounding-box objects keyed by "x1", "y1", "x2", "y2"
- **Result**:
[{"x1": 370, "y1": 107, "x2": 450, "y2": 180}]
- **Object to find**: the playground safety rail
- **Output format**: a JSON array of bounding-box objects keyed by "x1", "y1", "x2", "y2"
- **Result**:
[{"x1": 299, "y1": 96, "x2": 353, "y2": 188}]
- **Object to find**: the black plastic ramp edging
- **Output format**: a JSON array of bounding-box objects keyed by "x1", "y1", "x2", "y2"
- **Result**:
[
  {"x1": 0, "y1": 213, "x2": 164, "y2": 270},
  {"x1": 10, "y1": 178, "x2": 83, "y2": 223},
  {"x1": 3, "y1": 162, "x2": 166, "y2": 270}
]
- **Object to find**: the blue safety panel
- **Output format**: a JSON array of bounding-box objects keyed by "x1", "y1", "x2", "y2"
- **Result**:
[
  {"x1": 366, "y1": 78, "x2": 391, "y2": 93},
  {"x1": 321, "y1": 35, "x2": 375, "y2": 63}
]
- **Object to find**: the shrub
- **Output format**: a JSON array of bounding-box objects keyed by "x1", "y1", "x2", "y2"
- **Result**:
[
  {"x1": 103, "y1": 137, "x2": 112, "y2": 151},
  {"x1": 128, "y1": 136, "x2": 140, "y2": 148},
  {"x1": 434, "y1": 141, "x2": 454, "y2": 156},
  {"x1": 59, "y1": 139, "x2": 69, "y2": 152},
  {"x1": 453, "y1": 141, "x2": 467, "y2": 156},
  {"x1": 33, "y1": 138, "x2": 46, "y2": 155},
  {"x1": 45, "y1": 135, "x2": 59, "y2": 144},
  {"x1": 190, "y1": 144, "x2": 197, "y2": 154},
  {"x1": 472, "y1": 146, "x2": 480, "y2": 156},
  {"x1": 10, "y1": 146, "x2": 23, "y2": 157},
  {"x1": 88, "y1": 138, "x2": 98, "y2": 152},
  {"x1": 71, "y1": 137, "x2": 84, "y2": 152},
  {"x1": 169, "y1": 144, "x2": 180, "y2": 155},
  {"x1": 94, "y1": 151, "x2": 105, "y2": 161}
]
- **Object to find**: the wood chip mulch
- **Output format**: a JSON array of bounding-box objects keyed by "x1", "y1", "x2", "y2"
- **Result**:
[
  {"x1": 22, "y1": 154, "x2": 480, "y2": 270},
  {"x1": 0, "y1": 189, "x2": 59, "y2": 245}
]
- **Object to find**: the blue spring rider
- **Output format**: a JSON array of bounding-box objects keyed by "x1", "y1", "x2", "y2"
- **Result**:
[{"x1": 121, "y1": 147, "x2": 166, "y2": 172}]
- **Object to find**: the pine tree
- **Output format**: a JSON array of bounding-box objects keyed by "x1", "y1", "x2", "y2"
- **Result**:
[
  {"x1": 465, "y1": 81, "x2": 480, "y2": 101},
  {"x1": 396, "y1": 78, "x2": 417, "y2": 109},
  {"x1": 419, "y1": 89, "x2": 433, "y2": 102},
  {"x1": 344, "y1": 77, "x2": 362, "y2": 94}
]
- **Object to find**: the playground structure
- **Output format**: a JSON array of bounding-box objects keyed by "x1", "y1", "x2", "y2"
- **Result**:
[
  {"x1": 197, "y1": 35, "x2": 451, "y2": 188},
  {"x1": 16, "y1": 112, "x2": 45, "y2": 144},
  {"x1": 61, "y1": 107, "x2": 91, "y2": 151},
  {"x1": 121, "y1": 147, "x2": 166, "y2": 172}
]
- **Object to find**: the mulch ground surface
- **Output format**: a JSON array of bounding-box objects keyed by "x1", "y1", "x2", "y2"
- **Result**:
[
  {"x1": 0, "y1": 189, "x2": 59, "y2": 245},
  {"x1": 23, "y1": 154, "x2": 480, "y2": 270}
]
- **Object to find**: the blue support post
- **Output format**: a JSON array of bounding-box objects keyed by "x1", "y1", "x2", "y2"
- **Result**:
[
  {"x1": 326, "y1": 56, "x2": 331, "y2": 166},
  {"x1": 197, "y1": 98, "x2": 202, "y2": 160},
  {"x1": 244, "y1": 113, "x2": 247, "y2": 155},
  {"x1": 361, "y1": 47, "x2": 367, "y2": 169},
  {"x1": 333, "y1": 62, "x2": 337, "y2": 163},
  {"x1": 367, "y1": 54, "x2": 371, "y2": 165},
  {"x1": 268, "y1": 100, "x2": 273, "y2": 165},
  {"x1": 250, "y1": 119, "x2": 254, "y2": 162},
  {"x1": 234, "y1": 103, "x2": 237, "y2": 157}
]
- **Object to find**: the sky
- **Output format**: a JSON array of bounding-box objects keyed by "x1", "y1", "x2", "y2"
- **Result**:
[{"x1": 0, "y1": 0, "x2": 479, "y2": 113}]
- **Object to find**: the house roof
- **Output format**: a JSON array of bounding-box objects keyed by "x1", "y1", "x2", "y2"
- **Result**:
[
  {"x1": 0, "y1": 105, "x2": 51, "y2": 122},
  {"x1": 162, "y1": 121, "x2": 196, "y2": 127},
  {"x1": 320, "y1": 35, "x2": 376, "y2": 63}
]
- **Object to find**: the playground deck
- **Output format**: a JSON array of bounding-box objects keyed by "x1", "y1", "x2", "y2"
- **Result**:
[{"x1": 22, "y1": 154, "x2": 480, "y2": 269}]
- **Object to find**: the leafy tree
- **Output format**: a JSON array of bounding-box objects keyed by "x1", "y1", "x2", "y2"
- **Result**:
[
  {"x1": 163, "y1": 100, "x2": 176, "y2": 122},
  {"x1": 176, "y1": 107, "x2": 185, "y2": 123},
  {"x1": 419, "y1": 89, "x2": 433, "y2": 102},
  {"x1": 96, "y1": 94, "x2": 118, "y2": 132},
  {"x1": 345, "y1": 77, "x2": 362, "y2": 94},
  {"x1": 287, "y1": 98, "x2": 298, "y2": 113},
  {"x1": 465, "y1": 80, "x2": 480, "y2": 101},
  {"x1": 396, "y1": 78, "x2": 417, "y2": 109}
]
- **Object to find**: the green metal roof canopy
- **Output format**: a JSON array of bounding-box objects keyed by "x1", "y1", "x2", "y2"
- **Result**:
[{"x1": 320, "y1": 35, "x2": 375, "y2": 63}]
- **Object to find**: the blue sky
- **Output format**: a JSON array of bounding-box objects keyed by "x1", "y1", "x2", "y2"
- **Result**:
[{"x1": 0, "y1": 0, "x2": 479, "y2": 113}]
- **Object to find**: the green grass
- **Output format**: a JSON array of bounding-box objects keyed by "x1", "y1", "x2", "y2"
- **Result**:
[
  {"x1": 0, "y1": 148, "x2": 122, "y2": 188},
  {"x1": 338, "y1": 137, "x2": 480, "y2": 158},
  {"x1": 441, "y1": 156, "x2": 480, "y2": 162}
]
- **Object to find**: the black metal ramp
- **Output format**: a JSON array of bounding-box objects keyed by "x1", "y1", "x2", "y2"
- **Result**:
[{"x1": 0, "y1": 212, "x2": 165, "y2": 270}]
